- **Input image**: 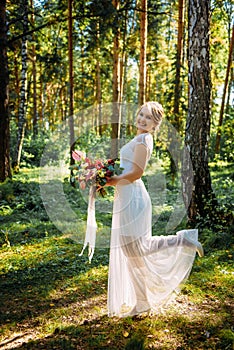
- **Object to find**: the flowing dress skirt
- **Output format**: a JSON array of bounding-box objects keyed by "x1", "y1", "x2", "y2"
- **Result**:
[{"x1": 108, "y1": 179, "x2": 198, "y2": 317}]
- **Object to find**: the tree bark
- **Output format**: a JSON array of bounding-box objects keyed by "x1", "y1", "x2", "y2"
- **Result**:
[
  {"x1": 173, "y1": 0, "x2": 184, "y2": 132},
  {"x1": 169, "y1": 0, "x2": 185, "y2": 185},
  {"x1": 185, "y1": 0, "x2": 215, "y2": 222},
  {"x1": 30, "y1": 0, "x2": 38, "y2": 136},
  {"x1": 111, "y1": 0, "x2": 121, "y2": 159},
  {"x1": 0, "y1": 0, "x2": 11, "y2": 181},
  {"x1": 68, "y1": 0, "x2": 75, "y2": 166},
  {"x1": 14, "y1": 52, "x2": 20, "y2": 123},
  {"x1": 225, "y1": 61, "x2": 233, "y2": 116},
  {"x1": 215, "y1": 25, "x2": 234, "y2": 154},
  {"x1": 138, "y1": 0, "x2": 147, "y2": 106},
  {"x1": 95, "y1": 20, "x2": 102, "y2": 135},
  {"x1": 14, "y1": 0, "x2": 28, "y2": 171},
  {"x1": 80, "y1": 36, "x2": 85, "y2": 125}
]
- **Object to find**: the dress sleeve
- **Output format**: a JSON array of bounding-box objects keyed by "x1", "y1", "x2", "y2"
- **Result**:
[{"x1": 135, "y1": 133, "x2": 153, "y2": 156}]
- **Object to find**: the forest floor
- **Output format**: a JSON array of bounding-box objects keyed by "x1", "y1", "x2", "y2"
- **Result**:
[{"x1": 0, "y1": 165, "x2": 233, "y2": 350}]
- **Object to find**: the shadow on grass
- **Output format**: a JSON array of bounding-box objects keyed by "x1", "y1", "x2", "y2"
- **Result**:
[
  {"x1": 0, "y1": 315, "x2": 148, "y2": 350},
  {"x1": 0, "y1": 174, "x2": 111, "y2": 333},
  {"x1": 0, "y1": 240, "x2": 109, "y2": 327},
  {"x1": 2, "y1": 308, "x2": 234, "y2": 350}
]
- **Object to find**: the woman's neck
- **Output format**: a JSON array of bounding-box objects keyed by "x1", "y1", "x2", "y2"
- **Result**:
[{"x1": 136, "y1": 130, "x2": 150, "y2": 135}]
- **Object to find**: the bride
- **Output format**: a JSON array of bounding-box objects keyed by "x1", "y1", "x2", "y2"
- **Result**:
[{"x1": 105, "y1": 101, "x2": 203, "y2": 317}]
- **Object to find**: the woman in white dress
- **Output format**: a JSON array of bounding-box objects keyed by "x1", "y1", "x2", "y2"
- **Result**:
[{"x1": 106, "y1": 101, "x2": 204, "y2": 317}]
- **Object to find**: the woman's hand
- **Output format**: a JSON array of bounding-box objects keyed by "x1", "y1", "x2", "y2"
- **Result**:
[
  {"x1": 106, "y1": 176, "x2": 132, "y2": 187},
  {"x1": 105, "y1": 176, "x2": 119, "y2": 186}
]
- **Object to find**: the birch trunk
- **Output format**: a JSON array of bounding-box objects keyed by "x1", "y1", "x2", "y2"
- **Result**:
[
  {"x1": 30, "y1": 0, "x2": 38, "y2": 136},
  {"x1": 14, "y1": 52, "x2": 20, "y2": 122},
  {"x1": 14, "y1": 0, "x2": 28, "y2": 171},
  {"x1": 0, "y1": 0, "x2": 11, "y2": 181},
  {"x1": 95, "y1": 20, "x2": 102, "y2": 135}
]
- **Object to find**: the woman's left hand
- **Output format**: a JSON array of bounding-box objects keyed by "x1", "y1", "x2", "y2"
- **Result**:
[{"x1": 106, "y1": 176, "x2": 119, "y2": 186}]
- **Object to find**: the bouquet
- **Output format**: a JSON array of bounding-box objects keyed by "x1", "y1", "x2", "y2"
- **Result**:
[{"x1": 71, "y1": 150, "x2": 122, "y2": 197}]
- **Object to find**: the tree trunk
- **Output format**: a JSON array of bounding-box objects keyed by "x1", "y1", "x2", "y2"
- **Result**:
[
  {"x1": 138, "y1": 0, "x2": 147, "y2": 105},
  {"x1": 14, "y1": 52, "x2": 20, "y2": 123},
  {"x1": 119, "y1": 7, "x2": 128, "y2": 143},
  {"x1": 185, "y1": 0, "x2": 215, "y2": 222},
  {"x1": 169, "y1": 0, "x2": 185, "y2": 185},
  {"x1": 80, "y1": 36, "x2": 85, "y2": 125},
  {"x1": 225, "y1": 61, "x2": 233, "y2": 116},
  {"x1": 111, "y1": 0, "x2": 121, "y2": 159},
  {"x1": 68, "y1": 0, "x2": 75, "y2": 167},
  {"x1": 95, "y1": 20, "x2": 102, "y2": 135},
  {"x1": 0, "y1": 0, "x2": 11, "y2": 182},
  {"x1": 14, "y1": 0, "x2": 28, "y2": 171},
  {"x1": 173, "y1": 0, "x2": 184, "y2": 132},
  {"x1": 96, "y1": 55, "x2": 102, "y2": 134},
  {"x1": 215, "y1": 25, "x2": 234, "y2": 154},
  {"x1": 30, "y1": 0, "x2": 38, "y2": 136},
  {"x1": 39, "y1": 61, "x2": 44, "y2": 126}
]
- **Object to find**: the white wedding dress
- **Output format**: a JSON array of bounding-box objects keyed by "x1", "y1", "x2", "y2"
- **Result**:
[{"x1": 107, "y1": 133, "x2": 200, "y2": 317}]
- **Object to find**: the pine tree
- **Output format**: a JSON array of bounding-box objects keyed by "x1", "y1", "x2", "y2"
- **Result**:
[{"x1": 185, "y1": 0, "x2": 216, "y2": 222}]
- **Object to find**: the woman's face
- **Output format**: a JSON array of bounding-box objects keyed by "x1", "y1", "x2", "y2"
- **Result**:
[{"x1": 136, "y1": 106, "x2": 156, "y2": 133}]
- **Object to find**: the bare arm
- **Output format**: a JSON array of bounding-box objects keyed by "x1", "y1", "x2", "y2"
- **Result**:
[{"x1": 106, "y1": 143, "x2": 148, "y2": 186}]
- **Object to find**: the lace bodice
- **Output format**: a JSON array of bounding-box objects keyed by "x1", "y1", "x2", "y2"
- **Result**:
[{"x1": 120, "y1": 133, "x2": 153, "y2": 174}]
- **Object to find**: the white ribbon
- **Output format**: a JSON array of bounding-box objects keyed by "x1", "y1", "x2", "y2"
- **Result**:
[{"x1": 79, "y1": 186, "x2": 97, "y2": 262}]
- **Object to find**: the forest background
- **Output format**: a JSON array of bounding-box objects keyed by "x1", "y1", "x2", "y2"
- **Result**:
[{"x1": 0, "y1": 0, "x2": 233, "y2": 349}]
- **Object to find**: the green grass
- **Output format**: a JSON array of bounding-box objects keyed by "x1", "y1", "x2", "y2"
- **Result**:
[{"x1": 0, "y1": 166, "x2": 233, "y2": 349}]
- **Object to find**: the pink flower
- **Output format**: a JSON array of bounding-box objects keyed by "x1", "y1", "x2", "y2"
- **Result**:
[
  {"x1": 72, "y1": 150, "x2": 86, "y2": 161},
  {"x1": 85, "y1": 170, "x2": 96, "y2": 181},
  {"x1": 95, "y1": 160, "x2": 104, "y2": 170},
  {"x1": 85, "y1": 157, "x2": 91, "y2": 164}
]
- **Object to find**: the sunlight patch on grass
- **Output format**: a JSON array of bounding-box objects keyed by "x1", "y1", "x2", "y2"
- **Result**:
[
  {"x1": 0, "y1": 237, "x2": 68, "y2": 270},
  {"x1": 183, "y1": 250, "x2": 234, "y2": 307}
]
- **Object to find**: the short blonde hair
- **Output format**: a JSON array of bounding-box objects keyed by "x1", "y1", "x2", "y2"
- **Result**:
[{"x1": 138, "y1": 101, "x2": 164, "y2": 130}]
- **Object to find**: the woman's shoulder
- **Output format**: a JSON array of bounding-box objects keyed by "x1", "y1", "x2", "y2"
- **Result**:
[{"x1": 134, "y1": 133, "x2": 153, "y2": 147}]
